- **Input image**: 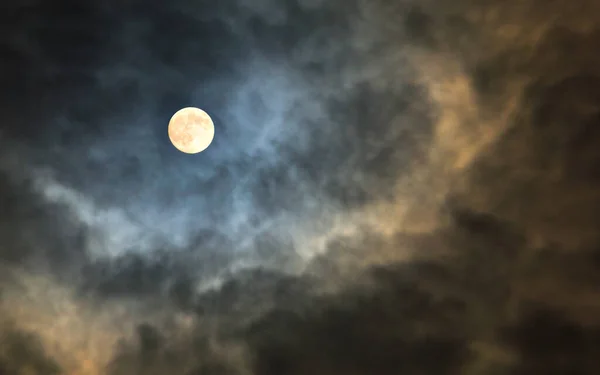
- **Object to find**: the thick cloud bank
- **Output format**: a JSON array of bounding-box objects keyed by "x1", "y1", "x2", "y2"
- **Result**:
[{"x1": 1, "y1": 0, "x2": 600, "y2": 374}]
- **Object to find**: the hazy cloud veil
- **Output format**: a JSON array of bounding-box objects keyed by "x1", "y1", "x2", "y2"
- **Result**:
[{"x1": 1, "y1": 0, "x2": 600, "y2": 374}]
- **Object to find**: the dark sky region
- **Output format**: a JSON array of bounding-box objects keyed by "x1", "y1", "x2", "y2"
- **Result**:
[{"x1": 1, "y1": 0, "x2": 600, "y2": 374}]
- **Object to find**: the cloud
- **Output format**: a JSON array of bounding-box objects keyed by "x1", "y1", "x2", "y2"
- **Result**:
[
  {"x1": 1, "y1": 0, "x2": 600, "y2": 374},
  {"x1": 0, "y1": 323, "x2": 62, "y2": 375},
  {"x1": 499, "y1": 308, "x2": 600, "y2": 374}
]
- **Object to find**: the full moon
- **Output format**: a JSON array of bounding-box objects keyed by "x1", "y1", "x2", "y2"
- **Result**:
[{"x1": 168, "y1": 107, "x2": 215, "y2": 154}]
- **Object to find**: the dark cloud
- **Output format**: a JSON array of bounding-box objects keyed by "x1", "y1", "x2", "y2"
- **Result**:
[
  {"x1": 79, "y1": 252, "x2": 176, "y2": 300},
  {"x1": 0, "y1": 168, "x2": 89, "y2": 277},
  {"x1": 458, "y1": 26, "x2": 600, "y2": 250},
  {"x1": 402, "y1": 5, "x2": 436, "y2": 46},
  {"x1": 246, "y1": 302, "x2": 468, "y2": 375},
  {"x1": 1, "y1": 0, "x2": 600, "y2": 374},
  {"x1": 98, "y1": 259, "x2": 474, "y2": 375},
  {"x1": 102, "y1": 208, "x2": 519, "y2": 374},
  {"x1": 501, "y1": 308, "x2": 600, "y2": 374},
  {"x1": 0, "y1": 324, "x2": 62, "y2": 375}
]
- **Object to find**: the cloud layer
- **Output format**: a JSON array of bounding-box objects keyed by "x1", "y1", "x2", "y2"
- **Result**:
[{"x1": 1, "y1": 0, "x2": 600, "y2": 374}]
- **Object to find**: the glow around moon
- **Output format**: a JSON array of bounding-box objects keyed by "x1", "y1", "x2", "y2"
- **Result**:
[{"x1": 168, "y1": 107, "x2": 215, "y2": 154}]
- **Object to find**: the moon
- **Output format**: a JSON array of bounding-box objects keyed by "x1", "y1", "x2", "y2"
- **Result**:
[{"x1": 168, "y1": 107, "x2": 215, "y2": 154}]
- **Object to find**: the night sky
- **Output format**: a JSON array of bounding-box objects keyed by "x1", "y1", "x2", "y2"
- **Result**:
[{"x1": 1, "y1": 0, "x2": 600, "y2": 374}]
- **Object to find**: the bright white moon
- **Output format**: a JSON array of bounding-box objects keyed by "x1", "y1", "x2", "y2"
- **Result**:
[{"x1": 168, "y1": 107, "x2": 215, "y2": 154}]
